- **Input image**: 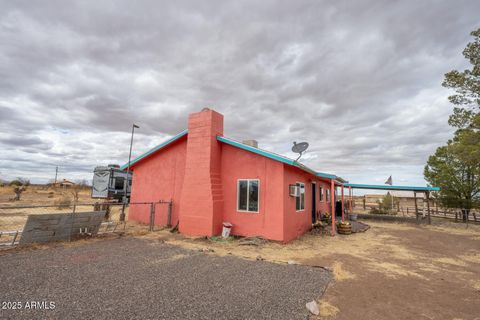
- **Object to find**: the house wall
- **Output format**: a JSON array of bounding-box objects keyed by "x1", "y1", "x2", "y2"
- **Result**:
[
  {"x1": 316, "y1": 180, "x2": 333, "y2": 215},
  {"x1": 128, "y1": 138, "x2": 187, "y2": 225},
  {"x1": 283, "y1": 165, "x2": 313, "y2": 242},
  {"x1": 221, "y1": 144, "x2": 285, "y2": 241},
  {"x1": 282, "y1": 165, "x2": 333, "y2": 242}
]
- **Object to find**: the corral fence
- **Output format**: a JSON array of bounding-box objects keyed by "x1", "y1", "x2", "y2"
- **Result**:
[
  {"x1": 352, "y1": 204, "x2": 479, "y2": 223},
  {"x1": 0, "y1": 200, "x2": 172, "y2": 248}
]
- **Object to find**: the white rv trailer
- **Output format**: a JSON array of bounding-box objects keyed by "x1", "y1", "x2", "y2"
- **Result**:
[{"x1": 91, "y1": 164, "x2": 132, "y2": 201}]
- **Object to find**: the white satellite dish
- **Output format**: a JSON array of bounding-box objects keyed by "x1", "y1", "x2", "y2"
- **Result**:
[{"x1": 292, "y1": 141, "x2": 309, "y2": 161}]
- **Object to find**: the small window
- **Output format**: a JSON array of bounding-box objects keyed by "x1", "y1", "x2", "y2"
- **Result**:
[
  {"x1": 295, "y1": 182, "x2": 305, "y2": 211},
  {"x1": 319, "y1": 187, "x2": 323, "y2": 202},
  {"x1": 237, "y1": 179, "x2": 259, "y2": 212},
  {"x1": 114, "y1": 177, "x2": 124, "y2": 190},
  {"x1": 326, "y1": 189, "x2": 330, "y2": 202}
]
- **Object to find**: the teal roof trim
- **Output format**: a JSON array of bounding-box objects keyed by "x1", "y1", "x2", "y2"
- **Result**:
[
  {"x1": 217, "y1": 136, "x2": 296, "y2": 165},
  {"x1": 316, "y1": 172, "x2": 337, "y2": 179},
  {"x1": 344, "y1": 183, "x2": 440, "y2": 192},
  {"x1": 217, "y1": 136, "x2": 339, "y2": 180},
  {"x1": 120, "y1": 129, "x2": 188, "y2": 170}
]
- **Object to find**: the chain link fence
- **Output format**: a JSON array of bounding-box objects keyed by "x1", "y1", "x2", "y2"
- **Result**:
[{"x1": 0, "y1": 200, "x2": 172, "y2": 248}]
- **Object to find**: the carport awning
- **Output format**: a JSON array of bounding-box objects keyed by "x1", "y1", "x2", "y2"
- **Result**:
[{"x1": 344, "y1": 183, "x2": 440, "y2": 192}]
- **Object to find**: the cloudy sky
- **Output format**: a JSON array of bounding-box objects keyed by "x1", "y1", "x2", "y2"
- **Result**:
[{"x1": 0, "y1": 0, "x2": 479, "y2": 187}]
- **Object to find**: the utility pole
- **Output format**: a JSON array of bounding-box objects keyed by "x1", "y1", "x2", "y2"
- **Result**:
[
  {"x1": 54, "y1": 166, "x2": 58, "y2": 184},
  {"x1": 121, "y1": 124, "x2": 139, "y2": 222}
]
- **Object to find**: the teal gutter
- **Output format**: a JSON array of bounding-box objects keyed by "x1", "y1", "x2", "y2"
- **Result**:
[
  {"x1": 344, "y1": 183, "x2": 440, "y2": 192},
  {"x1": 217, "y1": 135, "x2": 340, "y2": 180},
  {"x1": 120, "y1": 129, "x2": 188, "y2": 170},
  {"x1": 316, "y1": 172, "x2": 337, "y2": 179}
]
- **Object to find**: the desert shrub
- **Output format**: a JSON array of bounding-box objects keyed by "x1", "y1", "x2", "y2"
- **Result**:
[
  {"x1": 9, "y1": 180, "x2": 23, "y2": 187},
  {"x1": 54, "y1": 195, "x2": 72, "y2": 209},
  {"x1": 9, "y1": 178, "x2": 30, "y2": 187},
  {"x1": 370, "y1": 207, "x2": 387, "y2": 214},
  {"x1": 370, "y1": 194, "x2": 399, "y2": 215}
]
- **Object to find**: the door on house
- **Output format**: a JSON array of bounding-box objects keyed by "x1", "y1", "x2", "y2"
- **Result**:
[{"x1": 311, "y1": 183, "x2": 316, "y2": 223}]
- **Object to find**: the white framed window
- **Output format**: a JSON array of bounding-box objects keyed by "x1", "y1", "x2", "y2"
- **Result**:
[
  {"x1": 326, "y1": 189, "x2": 330, "y2": 202},
  {"x1": 237, "y1": 179, "x2": 260, "y2": 213},
  {"x1": 295, "y1": 182, "x2": 305, "y2": 211},
  {"x1": 319, "y1": 187, "x2": 324, "y2": 202}
]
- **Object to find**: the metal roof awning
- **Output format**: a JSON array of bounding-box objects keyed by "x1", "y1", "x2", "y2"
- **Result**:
[{"x1": 344, "y1": 183, "x2": 440, "y2": 192}]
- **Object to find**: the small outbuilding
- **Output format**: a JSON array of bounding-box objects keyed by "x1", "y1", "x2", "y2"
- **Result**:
[{"x1": 51, "y1": 179, "x2": 76, "y2": 188}]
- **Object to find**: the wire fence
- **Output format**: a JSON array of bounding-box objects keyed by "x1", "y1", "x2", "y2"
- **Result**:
[
  {"x1": 0, "y1": 200, "x2": 172, "y2": 247},
  {"x1": 351, "y1": 202, "x2": 479, "y2": 223}
]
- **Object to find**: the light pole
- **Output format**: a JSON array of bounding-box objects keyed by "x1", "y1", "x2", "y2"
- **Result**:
[{"x1": 121, "y1": 123, "x2": 139, "y2": 221}]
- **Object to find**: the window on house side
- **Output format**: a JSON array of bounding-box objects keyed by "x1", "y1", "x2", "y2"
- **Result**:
[
  {"x1": 319, "y1": 187, "x2": 323, "y2": 202},
  {"x1": 237, "y1": 179, "x2": 259, "y2": 212},
  {"x1": 326, "y1": 189, "x2": 330, "y2": 202},
  {"x1": 296, "y1": 182, "x2": 305, "y2": 211}
]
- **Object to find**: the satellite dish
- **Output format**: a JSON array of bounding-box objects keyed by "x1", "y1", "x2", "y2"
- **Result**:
[{"x1": 292, "y1": 141, "x2": 309, "y2": 161}]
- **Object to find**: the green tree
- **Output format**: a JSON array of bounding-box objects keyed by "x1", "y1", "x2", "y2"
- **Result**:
[
  {"x1": 425, "y1": 28, "x2": 480, "y2": 222},
  {"x1": 424, "y1": 128, "x2": 480, "y2": 221},
  {"x1": 442, "y1": 28, "x2": 480, "y2": 128},
  {"x1": 370, "y1": 193, "x2": 399, "y2": 215}
]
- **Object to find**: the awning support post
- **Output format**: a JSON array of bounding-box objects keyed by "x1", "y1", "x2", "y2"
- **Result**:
[
  {"x1": 349, "y1": 186, "x2": 353, "y2": 214},
  {"x1": 341, "y1": 185, "x2": 345, "y2": 222},
  {"x1": 331, "y1": 179, "x2": 335, "y2": 236}
]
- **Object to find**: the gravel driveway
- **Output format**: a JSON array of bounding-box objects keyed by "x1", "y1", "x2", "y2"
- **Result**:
[{"x1": 0, "y1": 237, "x2": 330, "y2": 319}]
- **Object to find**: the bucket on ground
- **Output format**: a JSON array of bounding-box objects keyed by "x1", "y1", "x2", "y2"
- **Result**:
[{"x1": 222, "y1": 222, "x2": 233, "y2": 238}]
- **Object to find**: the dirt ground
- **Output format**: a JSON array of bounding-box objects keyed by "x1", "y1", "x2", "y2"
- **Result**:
[
  {"x1": 138, "y1": 221, "x2": 480, "y2": 320},
  {"x1": 0, "y1": 186, "x2": 124, "y2": 231},
  {"x1": 0, "y1": 185, "x2": 93, "y2": 205}
]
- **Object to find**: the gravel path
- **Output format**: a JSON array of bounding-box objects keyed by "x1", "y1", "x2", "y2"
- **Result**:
[{"x1": 0, "y1": 237, "x2": 330, "y2": 319}]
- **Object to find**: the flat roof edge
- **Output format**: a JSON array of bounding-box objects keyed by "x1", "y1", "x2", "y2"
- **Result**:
[
  {"x1": 344, "y1": 183, "x2": 440, "y2": 192},
  {"x1": 217, "y1": 136, "x2": 296, "y2": 166}
]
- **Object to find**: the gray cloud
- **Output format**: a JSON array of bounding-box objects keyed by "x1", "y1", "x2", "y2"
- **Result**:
[{"x1": 0, "y1": 0, "x2": 478, "y2": 187}]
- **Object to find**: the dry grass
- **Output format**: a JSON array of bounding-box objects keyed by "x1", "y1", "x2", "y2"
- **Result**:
[
  {"x1": 318, "y1": 300, "x2": 340, "y2": 318},
  {"x1": 459, "y1": 253, "x2": 480, "y2": 264},
  {"x1": 143, "y1": 220, "x2": 479, "y2": 286},
  {"x1": 331, "y1": 262, "x2": 355, "y2": 281},
  {"x1": 0, "y1": 185, "x2": 93, "y2": 205},
  {"x1": 0, "y1": 186, "x2": 127, "y2": 231},
  {"x1": 472, "y1": 280, "x2": 480, "y2": 291},
  {"x1": 434, "y1": 257, "x2": 468, "y2": 267}
]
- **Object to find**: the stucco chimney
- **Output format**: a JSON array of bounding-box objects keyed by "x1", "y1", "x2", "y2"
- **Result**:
[
  {"x1": 242, "y1": 139, "x2": 258, "y2": 148},
  {"x1": 179, "y1": 108, "x2": 224, "y2": 236}
]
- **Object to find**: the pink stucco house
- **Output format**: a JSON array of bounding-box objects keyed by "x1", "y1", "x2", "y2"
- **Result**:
[{"x1": 123, "y1": 108, "x2": 348, "y2": 242}]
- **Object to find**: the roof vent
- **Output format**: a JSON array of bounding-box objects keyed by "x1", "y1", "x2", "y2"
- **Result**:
[{"x1": 242, "y1": 140, "x2": 258, "y2": 148}]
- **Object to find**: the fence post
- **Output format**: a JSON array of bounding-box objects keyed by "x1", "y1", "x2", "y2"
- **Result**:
[
  {"x1": 69, "y1": 203, "x2": 77, "y2": 241},
  {"x1": 120, "y1": 203, "x2": 126, "y2": 222},
  {"x1": 167, "y1": 200, "x2": 173, "y2": 227},
  {"x1": 414, "y1": 192, "x2": 419, "y2": 223},
  {"x1": 149, "y1": 203, "x2": 155, "y2": 232},
  {"x1": 426, "y1": 191, "x2": 431, "y2": 225}
]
